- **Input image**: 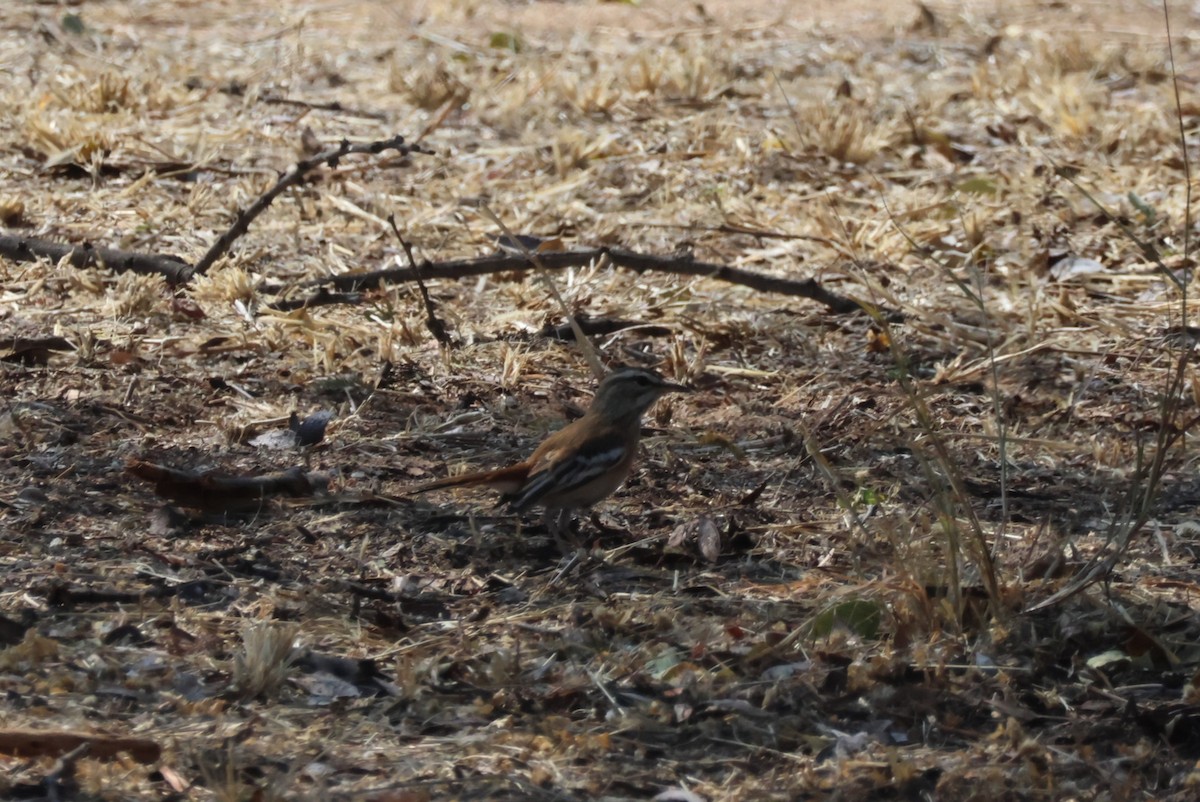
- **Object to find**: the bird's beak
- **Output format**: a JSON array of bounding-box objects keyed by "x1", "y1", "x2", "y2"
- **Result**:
[{"x1": 662, "y1": 380, "x2": 693, "y2": 394}]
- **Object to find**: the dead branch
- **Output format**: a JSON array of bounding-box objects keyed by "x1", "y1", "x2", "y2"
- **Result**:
[
  {"x1": 125, "y1": 458, "x2": 330, "y2": 512},
  {"x1": 0, "y1": 728, "x2": 161, "y2": 764},
  {"x1": 0, "y1": 134, "x2": 428, "y2": 287},
  {"x1": 191, "y1": 134, "x2": 431, "y2": 277},
  {"x1": 285, "y1": 247, "x2": 866, "y2": 314},
  {"x1": 0, "y1": 234, "x2": 193, "y2": 285},
  {"x1": 41, "y1": 578, "x2": 211, "y2": 607}
]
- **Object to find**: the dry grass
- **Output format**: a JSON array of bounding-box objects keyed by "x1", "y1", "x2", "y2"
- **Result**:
[{"x1": 1, "y1": 0, "x2": 1199, "y2": 800}]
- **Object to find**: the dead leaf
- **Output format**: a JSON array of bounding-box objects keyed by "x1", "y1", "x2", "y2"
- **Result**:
[
  {"x1": 1049, "y1": 255, "x2": 1105, "y2": 281},
  {"x1": 697, "y1": 516, "x2": 721, "y2": 562},
  {"x1": 0, "y1": 629, "x2": 59, "y2": 670}
]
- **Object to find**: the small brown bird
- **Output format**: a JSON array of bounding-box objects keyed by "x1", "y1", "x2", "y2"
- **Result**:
[{"x1": 412, "y1": 366, "x2": 690, "y2": 548}]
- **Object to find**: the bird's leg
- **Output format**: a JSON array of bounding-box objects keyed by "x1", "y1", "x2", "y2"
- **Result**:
[
  {"x1": 542, "y1": 507, "x2": 565, "y2": 553},
  {"x1": 543, "y1": 507, "x2": 578, "y2": 555},
  {"x1": 557, "y1": 508, "x2": 575, "y2": 545}
]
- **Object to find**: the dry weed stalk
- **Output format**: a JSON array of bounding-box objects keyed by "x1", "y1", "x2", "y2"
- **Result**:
[
  {"x1": 194, "y1": 739, "x2": 307, "y2": 802},
  {"x1": 477, "y1": 204, "x2": 605, "y2": 379}
]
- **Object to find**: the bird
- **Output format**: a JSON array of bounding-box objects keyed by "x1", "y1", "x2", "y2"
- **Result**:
[{"x1": 410, "y1": 366, "x2": 691, "y2": 550}]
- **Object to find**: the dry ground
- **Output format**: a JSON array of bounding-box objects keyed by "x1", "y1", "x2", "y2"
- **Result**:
[{"x1": 2, "y1": 0, "x2": 1200, "y2": 799}]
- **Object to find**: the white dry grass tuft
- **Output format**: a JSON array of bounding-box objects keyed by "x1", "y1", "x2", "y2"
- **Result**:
[{"x1": 232, "y1": 621, "x2": 300, "y2": 701}]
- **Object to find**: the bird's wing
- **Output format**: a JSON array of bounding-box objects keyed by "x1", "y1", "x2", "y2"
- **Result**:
[{"x1": 508, "y1": 428, "x2": 628, "y2": 511}]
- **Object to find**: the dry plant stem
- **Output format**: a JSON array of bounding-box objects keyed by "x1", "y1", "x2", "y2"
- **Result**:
[
  {"x1": 1053, "y1": 170, "x2": 1181, "y2": 291},
  {"x1": 1023, "y1": 9, "x2": 1192, "y2": 608},
  {"x1": 793, "y1": 415, "x2": 872, "y2": 550},
  {"x1": 915, "y1": 259, "x2": 1003, "y2": 598},
  {"x1": 385, "y1": 214, "x2": 453, "y2": 346},
  {"x1": 0, "y1": 233, "x2": 192, "y2": 284},
  {"x1": 641, "y1": 220, "x2": 851, "y2": 256},
  {"x1": 477, "y1": 204, "x2": 605, "y2": 379},
  {"x1": 1027, "y1": 354, "x2": 1191, "y2": 611},
  {"x1": 191, "y1": 134, "x2": 428, "y2": 278},
  {"x1": 293, "y1": 247, "x2": 864, "y2": 314},
  {"x1": 781, "y1": 72, "x2": 999, "y2": 610},
  {"x1": 871, "y1": 314, "x2": 1000, "y2": 622},
  {"x1": 1164, "y1": 0, "x2": 1193, "y2": 259},
  {"x1": 951, "y1": 221, "x2": 1011, "y2": 534},
  {"x1": 415, "y1": 92, "x2": 469, "y2": 144},
  {"x1": 869, "y1": 191, "x2": 1002, "y2": 616}
]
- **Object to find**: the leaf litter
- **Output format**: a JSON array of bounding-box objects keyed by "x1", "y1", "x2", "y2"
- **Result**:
[{"x1": 1, "y1": 0, "x2": 1200, "y2": 799}]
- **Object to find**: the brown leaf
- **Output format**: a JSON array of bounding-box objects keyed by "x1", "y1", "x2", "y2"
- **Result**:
[{"x1": 171, "y1": 296, "x2": 205, "y2": 320}]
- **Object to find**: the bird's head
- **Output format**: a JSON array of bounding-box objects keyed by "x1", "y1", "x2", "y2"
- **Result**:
[{"x1": 589, "y1": 366, "x2": 691, "y2": 422}]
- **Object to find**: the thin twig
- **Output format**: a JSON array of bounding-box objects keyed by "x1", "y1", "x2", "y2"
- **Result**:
[
  {"x1": 639, "y1": 220, "x2": 853, "y2": 257},
  {"x1": 385, "y1": 214, "x2": 454, "y2": 346},
  {"x1": 258, "y1": 93, "x2": 387, "y2": 120},
  {"x1": 1163, "y1": 0, "x2": 1192, "y2": 261},
  {"x1": 191, "y1": 134, "x2": 430, "y2": 278}
]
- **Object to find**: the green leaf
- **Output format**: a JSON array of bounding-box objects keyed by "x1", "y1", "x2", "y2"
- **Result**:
[
  {"x1": 61, "y1": 13, "x2": 86, "y2": 35},
  {"x1": 1127, "y1": 191, "x2": 1156, "y2": 224},
  {"x1": 809, "y1": 600, "x2": 883, "y2": 640},
  {"x1": 645, "y1": 647, "x2": 682, "y2": 679},
  {"x1": 957, "y1": 176, "x2": 998, "y2": 195},
  {"x1": 853, "y1": 486, "x2": 886, "y2": 506},
  {"x1": 488, "y1": 31, "x2": 523, "y2": 53}
]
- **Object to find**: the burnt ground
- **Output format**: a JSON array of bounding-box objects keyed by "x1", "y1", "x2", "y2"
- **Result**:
[{"x1": 2, "y1": 0, "x2": 1200, "y2": 799}]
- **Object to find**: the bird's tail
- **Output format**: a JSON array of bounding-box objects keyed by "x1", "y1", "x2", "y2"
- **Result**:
[{"x1": 406, "y1": 464, "x2": 530, "y2": 497}]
